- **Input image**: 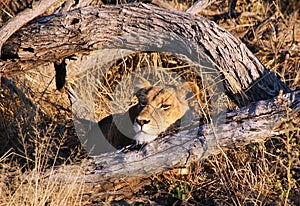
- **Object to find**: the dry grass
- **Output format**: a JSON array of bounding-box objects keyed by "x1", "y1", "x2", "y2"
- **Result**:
[{"x1": 0, "y1": 0, "x2": 299, "y2": 205}]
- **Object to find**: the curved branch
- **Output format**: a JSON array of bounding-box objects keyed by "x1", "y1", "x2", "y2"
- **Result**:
[
  {"x1": 1, "y1": 4, "x2": 290, "y2": 106},
  {"x1": 0, "y1": 0, "x2": 65, "y2": 57}
]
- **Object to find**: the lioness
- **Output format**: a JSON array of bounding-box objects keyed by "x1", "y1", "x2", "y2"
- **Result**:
[{"x1": 96, "y1": 78, "x2": 199, "y2": 149}]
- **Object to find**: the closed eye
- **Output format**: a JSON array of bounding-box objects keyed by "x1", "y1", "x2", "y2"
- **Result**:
[{"x1": 160, "y1": 104, "x2": 171, "y2": 110}]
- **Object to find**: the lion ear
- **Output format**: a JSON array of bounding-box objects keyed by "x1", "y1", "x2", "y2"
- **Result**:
[
  {"x1": 176, "y1": 82, "x2": 199, "y2": 101},
  {"x1": 134, "y1": 77, "x2": 152, "y2": 91}
]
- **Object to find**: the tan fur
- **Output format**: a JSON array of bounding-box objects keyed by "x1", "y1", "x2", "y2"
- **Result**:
[{"x1": 98, "y1": 79, "x2": 198, "y2": 148}]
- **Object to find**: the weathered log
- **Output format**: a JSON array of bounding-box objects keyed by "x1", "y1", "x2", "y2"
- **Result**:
[
  {"x1": 49, "y1": 90, "x2": 299, "y2": 187},
  {"x1": 0, "y1": 0, "x2": 65, "y2": 57},
  {"x1": 1, "y1": 4, "x2": 290, "y2": 107}
]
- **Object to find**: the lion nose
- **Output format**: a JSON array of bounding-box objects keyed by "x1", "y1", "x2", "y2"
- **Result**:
[{"x1": 136, "y1": 118, "x2": 150, "y2": 126}]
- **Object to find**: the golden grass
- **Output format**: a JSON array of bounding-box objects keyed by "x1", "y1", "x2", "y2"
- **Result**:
[
  {"x1": 0, "y1": 163, "x2": 85, "y2": 206},
  {"x1": 0, "y1": 0, "x2": 299, "y2": 205}
]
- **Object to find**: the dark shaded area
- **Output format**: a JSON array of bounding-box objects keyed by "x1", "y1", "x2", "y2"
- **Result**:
[
  {"x1": 0, "y1": 77, "x2": 85, "y2": 170},
  {"x1": 54, "y1": 59, "x2": 67, "y2": 90}
]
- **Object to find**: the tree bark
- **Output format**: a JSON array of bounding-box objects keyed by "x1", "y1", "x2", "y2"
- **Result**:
[
  {"x1": 49, "y1": 90, "x2": 299, "y2": 187},
  {"x1": 1, "y1": 3, "x2": 290, "y2": 107},
  {"x1": 0, "y1": 0, "x2": 65, "y2": 57}
]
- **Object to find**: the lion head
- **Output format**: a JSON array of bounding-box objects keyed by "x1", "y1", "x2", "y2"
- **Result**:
[{"x1": 128, "y1": 78, "x2": 199, "y2": 144}]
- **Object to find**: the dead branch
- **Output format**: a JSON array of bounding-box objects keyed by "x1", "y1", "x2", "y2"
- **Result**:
[
  {"x1": 0, "y1": 4, "x2": 291, "y2": 107},
  {"x1": 0, "y1": 0, "x2": 66, "y2": 57},
  {"x1": 186, "y1": 0, "x2": 215, "y2": 15},
  {"x1": 49, "y1": 90, "x2": 299, "y2": 188}
]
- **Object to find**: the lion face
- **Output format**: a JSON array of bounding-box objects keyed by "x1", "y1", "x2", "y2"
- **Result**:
[{"x1": 128, "y1": 79, "x2": 198, "y2": 144}]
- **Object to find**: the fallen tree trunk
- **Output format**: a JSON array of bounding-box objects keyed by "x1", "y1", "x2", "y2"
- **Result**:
[
  {"x1": 0, "y1": 0, "x2": 65, "y2": 57},
  {"x1": 1, "y1": 3, "x2": 290, "y2": 106},
  {"x1": 49, "y1": 90, "x2": 299, "y2": 188}
]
